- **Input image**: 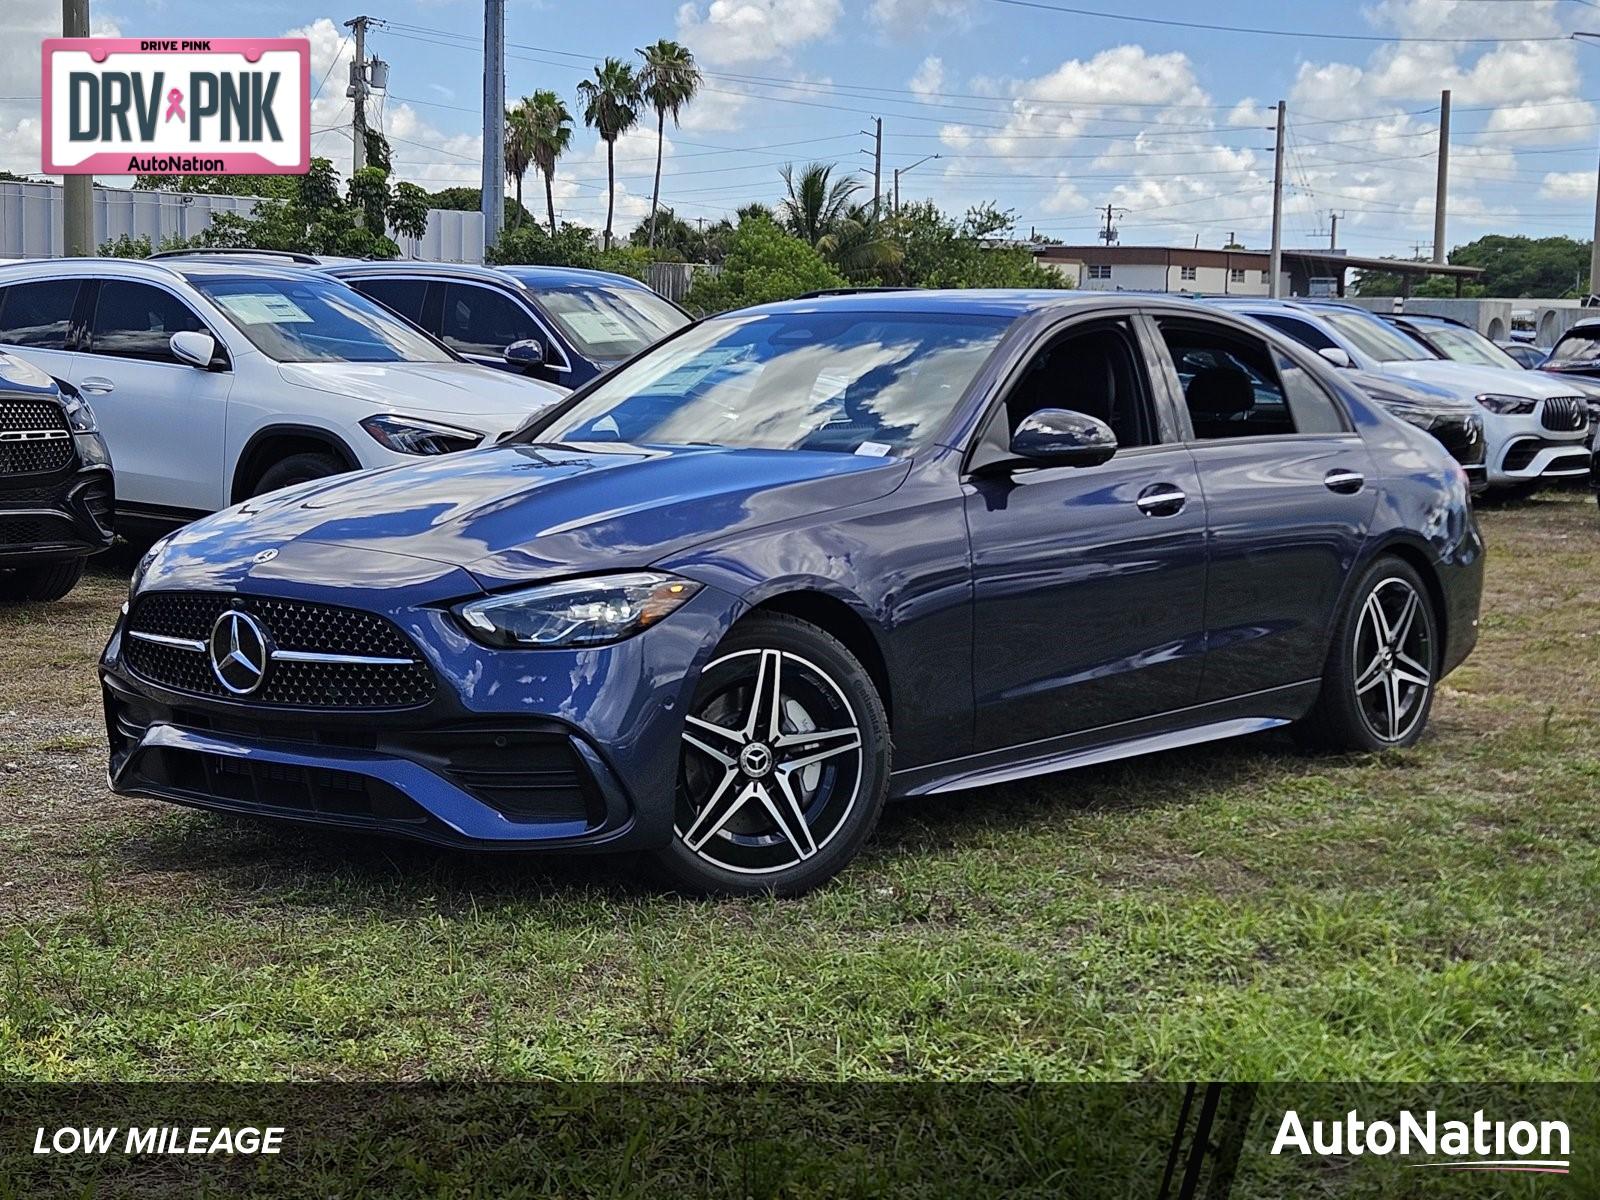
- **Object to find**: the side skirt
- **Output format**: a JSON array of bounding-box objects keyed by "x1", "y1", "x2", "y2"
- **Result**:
[{"x1": 889, "y1": 680, "x2": 1320, "y2": 797}]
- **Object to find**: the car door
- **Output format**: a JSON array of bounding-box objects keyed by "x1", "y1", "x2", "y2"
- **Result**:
[
  {"x1": 0, "y1": 278, "x2": 83, "y2": 386},
  {"x1": 69, "y1": 279, "x2": 234, "y2": 515},
  {"x1": 438, "y1": 282, "x2": 559, "y2": 380},
  {"x1": 963, "y1": 315, "x2": 1209, "y2": 750},
  {"x1": 1148, "y1": 313, "x2": 1377, "y2": 702}
]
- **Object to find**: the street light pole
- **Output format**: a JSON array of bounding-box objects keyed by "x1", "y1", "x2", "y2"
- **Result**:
[
  {"x1": 62, "y1": 0, "x2": 93, "y2": 257},
  {"x1": 892, "y1": 153, "x2": 939, "y2": 217}
]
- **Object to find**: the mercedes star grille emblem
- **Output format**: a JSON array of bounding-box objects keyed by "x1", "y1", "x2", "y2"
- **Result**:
[{"x1": 208, "y1": 610, "x2": 272, "y2": 695}]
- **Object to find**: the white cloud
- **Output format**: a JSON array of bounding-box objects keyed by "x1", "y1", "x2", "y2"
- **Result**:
[
  {"x1": 909, "y1": 57, "x2": 946, "y2": 101},
  {"x1": 1540, "y1": 170, "x2": 1592, "y2": 201},
  {"x1": 674, "y1": 0, "x2": 841, "y2": 67},
  {"x1": 0, "y1": 0, "x2": 121, "y2": 177},
  {"x1": 869, "y1": 0, "x2": 973, "y2": 38}
]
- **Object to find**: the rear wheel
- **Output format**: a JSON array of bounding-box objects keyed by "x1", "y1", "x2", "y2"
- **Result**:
[
  {"x1": 0, "y1": 558, "x2": 86, "y2": 603},
  {"x1": 650, "y1": 613, "x2": 891, "y2": 897},
  {"x1": 1298, "y1": 557, "x2": 1438, "y2": 751},
  {"x1": 251, "y1": 452, "x2": 346, "y2": 498}
]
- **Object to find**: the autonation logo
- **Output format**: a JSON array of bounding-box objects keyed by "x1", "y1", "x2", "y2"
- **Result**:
[{"x1": 1273, "y1": 1109, "x2": 1570, "y2": 1175}]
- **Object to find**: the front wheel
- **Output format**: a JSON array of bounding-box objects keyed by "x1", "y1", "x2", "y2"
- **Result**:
[
  {"x1": 1298, "y1": 557, "x2": 1438, "y2": 751},
  {"x1": 650, "y1": 613, "x2": 891, "y2": 897},
  {"x1": 0, "y1": 558, "x2": 86, "y2": 603},
  {"x1": 251, "y1": 452, "x2": 347, "y2": 498}
]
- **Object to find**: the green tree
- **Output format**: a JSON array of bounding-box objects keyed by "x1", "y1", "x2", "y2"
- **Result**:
[
  {"x1": 778, "y1": 162, "x2": 861, "y2": 246},
  {"x1": 638, "y1": 39, "x2": 701, "y2": 249},
  {"x1": 426, "y1": 185, "x2": 533, "y2": 227},
  {"x1": 505, "y1": 100, "x2": 536, "y2": 229},
  {"x1": 684, "y1": 212, "x2": 846, "y2": 314},
  {"x1": 389, "y1": 182, "x2": 431, "y2": 242},
  {"x1": 891, "y1": 200, "x2": 1067, "y2": 289},
  {"x1": 577, "y1": 58, "x2": 642, "y2": 250},
  {"x1": 1357, "y1": 235, "x2": 1589, "y2": 298},
  {"x1": 528, "y1": 90, "x2": 575, "y2": 236},
  {"x1": 818, "y1": 203, "x2": 902, "y2": 283}
]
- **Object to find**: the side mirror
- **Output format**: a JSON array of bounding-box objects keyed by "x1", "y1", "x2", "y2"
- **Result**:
[
  {"x1": 170, "y1": 330, "x2": 217, "y2": 369},
  {"x1": 1317, "y1": 346, "x2": 1354, "y2": 369},
  {"x1": 1008, "y1": 408, "x2": 1118, "y2": 469},
  {"x1": 504, "y1": 339, "x2": 545, "y2": 372}
]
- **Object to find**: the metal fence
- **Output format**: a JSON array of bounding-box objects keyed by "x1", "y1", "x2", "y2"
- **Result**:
[{"x1": 648, "y1": 261, "x2": 719, "y2": 305}]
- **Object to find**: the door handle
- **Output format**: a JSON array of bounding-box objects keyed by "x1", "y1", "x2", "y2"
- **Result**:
[
  {"x1": 79, "y1": 377, "x2": 115, "y2": 395},
  {"x1": 1324, "y1": 468, "x2": 1364, "y2": 494},
  {"x1": 1135, "y1": 483, "x2": 1187, "y2": 517}
]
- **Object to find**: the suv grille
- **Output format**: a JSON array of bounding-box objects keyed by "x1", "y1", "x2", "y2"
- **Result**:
[
  {"x1": 1540, "y1": 396, "x2": 1586, "y2": 432},
  {"x1": 124, "y1": 592, "x2": 436, "y2": 709},
  {"x1": 0, "y1": 399, "x2": 73, "y2": 475}
]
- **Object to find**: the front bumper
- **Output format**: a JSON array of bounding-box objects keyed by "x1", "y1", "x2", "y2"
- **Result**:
[
  {"x1": 0, "y1": 434, "x2": 115, "y2": 563},
  {"x1": 1481, "y1": 406, "x2": 1590, "y2": 486},
  {"x1": 100, "y1": 580, "x2": 742, "y2": 852}
]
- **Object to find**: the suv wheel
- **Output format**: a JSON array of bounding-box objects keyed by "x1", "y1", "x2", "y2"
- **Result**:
[
  {"x1": 650, "y1": 613, "x2": 891, "y2": 897},
  {"x1": 1299, "y1": 557, "x2": 1438, "y2": 751},
  {"x1": 251, "y1": 452, "x2": 347, "y2": 498},
  {"x1": 0, "y1": 558, "x2": 86, "y2": 603}
]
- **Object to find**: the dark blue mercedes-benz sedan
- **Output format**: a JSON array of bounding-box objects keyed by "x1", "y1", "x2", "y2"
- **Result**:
[{"x1": 101, "y1": 291, "x2": 1484, "y2": 895}]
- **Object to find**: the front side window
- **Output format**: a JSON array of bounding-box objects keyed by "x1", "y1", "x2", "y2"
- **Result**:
[
  {"x1": 1319, "y1": 310, "x2": 1432, "y2": 363},
  {"x1": 441, "y1": 284, "x2": 537, "y2": 357},
  {"x1": 1541, "y1": 330, "x2": 1600, "y2": 366},
  {"x1": 88, "y1": 281, "x2": 207, "y2": 362},
  {"x1": 1416, "y1": 323, "x2": 1520, "y2": 369},
  {"x1": 1254, "y1": 312, "x2": 1339, "y2": 354},
  {"x1": 1159, "y1": 320, "x2": 1349, "y2": 439},
  {"x1": 1001, "y1": 320, "x2": 1158, "y2": 448},
  {"x1": 529, "y1": 310, "x2": 1011, "y2": 456},
  {"x1": 0, "y1": 280, "x2": 79, "y2": 350},
  {"x1": 189, "y1": 275, "x2": 456, "y2": 364},
  {"x1": 534, "y1": 283, "x2": 689, "y2": 361}
]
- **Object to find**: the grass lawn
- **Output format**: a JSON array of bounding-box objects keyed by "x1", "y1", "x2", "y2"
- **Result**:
[{"x1": 2, "y1": 493, "x2": 1597, "y2": 1083}]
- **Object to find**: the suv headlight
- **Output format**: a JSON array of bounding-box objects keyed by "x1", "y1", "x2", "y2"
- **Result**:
[
  {"x1": 1475, "y1": 393, "x2": 1537, "y2": 415},
  {"x1": 360, "y1": 413, "x2": 484, "y2": 455},
  {"x1": 61, "y1": 390, "x2": 97, "y2": 432},
  {"x1": 455, "y1": 572, "x2": 703, "y2": 648},
  {"x1": 127, "y1": 532, "x2": 173, "y2": 606}
]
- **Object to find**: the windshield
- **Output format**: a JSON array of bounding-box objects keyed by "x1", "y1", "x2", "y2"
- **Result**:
[
  {"x1": 1321, "y1": 310, "x2": 1434, "y2": 363},
  {"x1": 1417, "y1": 323, "x2": 1523, "y2": 369},
  {"x1": 528, "y1": 310, "x2": 1012, "y2": 455},
  {"x1": 1545, "y1": 329, "x2": 1600, "y2": 365},
  {"x1": 190, "y1": 275, "x2": 457, "y2": 364},
  {"x1": 536, "y1": 284, "x2": 690, "y2": 360}
]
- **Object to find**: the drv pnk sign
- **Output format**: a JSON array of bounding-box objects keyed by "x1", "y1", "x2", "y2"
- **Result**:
[{"x1": 42, "y1": 38, "x2": 309, "y2": 175}]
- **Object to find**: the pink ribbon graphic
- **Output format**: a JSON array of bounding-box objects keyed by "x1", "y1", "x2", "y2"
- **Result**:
[{"x1": 164, "y1": 88, "x2": 185, "y2": 123}]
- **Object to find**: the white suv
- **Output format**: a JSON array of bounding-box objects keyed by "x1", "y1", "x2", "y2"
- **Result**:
[
  {"x1": 0, "y1": 258, "x2": 566, "y2": 526},
  {"x1": 1222, "y1": 299, "x2": 1591, "y2": 493}
]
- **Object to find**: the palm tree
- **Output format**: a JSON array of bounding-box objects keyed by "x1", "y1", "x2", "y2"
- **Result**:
[
  {"x1": 779, "y1": 162, "x2": 862, "y2": 246},
  {"x1": 638, "y1": 39, "x2": 701, "y2": 249},
  {"x1": 577, "y1": 58, "x2": 642, "y2": 249},
  {"x1": 527, "y1": 90, "x2": 573, "y2": 236},
  {"x1": 819, "y1": 204, "x2": 903, "y2": 283},
  {"x1": 504, "y1": 100, "x2": 536, "y2": 228}
]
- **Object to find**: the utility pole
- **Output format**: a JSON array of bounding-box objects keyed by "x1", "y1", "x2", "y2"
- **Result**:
[
  {"x1": 61, "y1": 0, "x2": 93, "y2": 257},
  {"x1": 868, "y1": 118, "x2": 882, "y2": 221},
  {"x1": 892, "y1": 153, "x2": 939, "y2": 217},
  {"x1": 1098, "y1": 203, "x2": 1127, "y2": 246},
  {"x1": 345, "y1": 16, "x2": 370, "y2": 175},
  {"x1": 1328, "y1": 211, "x2": 1340, "y2": 251},
  {"x1": 1433, "y1": 88, "x2": 1451, "y2": 264},
  {"x1": 1269, "y1": 99, "x2": 1285, "y2": 298},
  {"x1": 481, "y1": 0, "x2": 505, "y2": 252},
  {"x1": 1589, "y1": 128, "x2": 1600, "y2": 300}
]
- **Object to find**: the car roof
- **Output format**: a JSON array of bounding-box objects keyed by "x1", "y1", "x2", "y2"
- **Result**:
[
  {"x1": 1383, "y1": 312, "x2": 1472, "y2": 330},
  {"x1": 320, "y1": 259, "x2": 653, "y2": 290},
  {"x1": 731, "y1": 288, "x2": 1230, "y2": 319},
  {"x1": 0, "y1": 256, "x2": 329, "y2": 284}
]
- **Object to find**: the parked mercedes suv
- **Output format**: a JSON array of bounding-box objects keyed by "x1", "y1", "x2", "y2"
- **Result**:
[
  {"x1": 0, "y1": 351, "x2": 113, "y2": 601},
  {"x1": 0, "y1": 259, "x2": 567, "y2": 530},
  {"x1": 318, "y1": 261, "x2": 692, "y2": 387},
  {"x1": 1216, "y1": 299, "x2": 1590, "y2": 494}
]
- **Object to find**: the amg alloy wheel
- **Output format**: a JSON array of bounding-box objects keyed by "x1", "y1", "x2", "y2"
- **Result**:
[
  {"x1": 654, "y1": 614, "x2": 890, "y2": 896},
  {"x1": 1299, "y1": 557, "x2": 1438, "y2": 752}
]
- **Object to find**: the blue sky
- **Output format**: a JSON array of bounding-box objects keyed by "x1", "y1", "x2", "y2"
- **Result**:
[{"x1": 7, "y1": 0, "x2": 1600, "y2": 257}]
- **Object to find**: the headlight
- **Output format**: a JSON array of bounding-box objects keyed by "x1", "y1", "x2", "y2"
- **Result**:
[
  {"x1": 455, "y1": 572, "x2": 703, "y2": 648},
  {"x1": 61, "y1": 390, "x2": 97, "y2": 432},
  {"x1": 127, "y1": 532, "x2": 173, "y2": 603},
  {"x1": 1475, "y1": 394, "x2": 1537, "y2": 415},
  {"x1": 360, "y1": 414, "x2": 484, "y2": 455}
]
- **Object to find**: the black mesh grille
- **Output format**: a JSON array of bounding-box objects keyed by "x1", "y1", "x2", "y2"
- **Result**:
[
  {"x1": 1540, "y1": 397, "x2": 1586, "y2": 432},
  {"x1": 0, "y1": 513, "x2": 76, "y2": 545},
  {"x1": 0, "y1": 400, "x2": 73, "y2": 476},
  {"x1": 125, "y1": 592, "x2": 436, "y2": 709}
]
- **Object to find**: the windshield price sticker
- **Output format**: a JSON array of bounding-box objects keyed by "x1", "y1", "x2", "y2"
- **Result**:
[{"x1": 42, "y1": 38, "x2": 310, "y2": 175}]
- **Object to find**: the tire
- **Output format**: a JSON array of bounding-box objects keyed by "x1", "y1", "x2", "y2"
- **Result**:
[
  {"x1": 1297, "y1": 556, "x2": 1438, "y2": 752},
  {"x1": 250, "y1": 452, "x2": 347, "y2": 498},
  {"x1": 0, "y1": 557, "x2": 86, "y2": 603},
  {"x1": 649, "y1": 612, "x2": 892, "y2": 898}
]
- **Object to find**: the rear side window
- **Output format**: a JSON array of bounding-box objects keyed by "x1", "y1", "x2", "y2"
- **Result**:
[
  {"x1": 1254, "y1": 313, "x2": 1338, "y2": 353},
  {"x1": 352, "y1": 278, "x2": 429, "y2": 326},
  {"x1": 1158, "y1": 319, "x2": 1349, "y2": 439},
  {"x1": 0, "y1": 280, "x2": 80, "y2": 349},
  {"x1": 88, "y1": 281, "x2": 208, "y2": 362},
  {"x1": 441, "y1": 284, "x2": 536, "y2": 357},
  {"x1": 1546, "y1": 331, "x2": 1600, "y2": 365}
]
